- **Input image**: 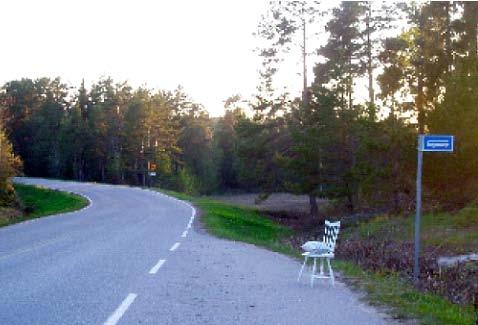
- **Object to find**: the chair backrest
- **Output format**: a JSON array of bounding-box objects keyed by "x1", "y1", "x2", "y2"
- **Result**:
[{"x1": 322, "y1": 220, "x2": 341, "y2": 252}]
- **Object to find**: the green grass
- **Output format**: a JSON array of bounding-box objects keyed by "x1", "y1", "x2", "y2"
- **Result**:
[
  {"x1": 344, "y1": 209, "x2": 478, "y2": 254},
  {"x1": 336, "y1": 260, "x2": 476, "y2": 325},
  {"x1": 159, "y1": 188, "x2": 477, "y2": 325},
  {"x1": 0, "y1": 183, "x2": 88, "y2": 227},
  {"x1": 160, "y1": 189, "x2": 295, "y2": 255}
]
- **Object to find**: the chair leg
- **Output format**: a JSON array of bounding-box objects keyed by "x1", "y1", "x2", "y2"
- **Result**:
[
  {"x1": 326, "y1": 258, "x2": 335, "y2": 286},
  {"x1": 297, "y1": 255, "x2": 308, "y2": 282},
  {"x1": 319, "y1": 257, "x2": 324, "y2": 276},
  {"x1": 311, "y1": 257, "x2": 317, "y2": 288}
]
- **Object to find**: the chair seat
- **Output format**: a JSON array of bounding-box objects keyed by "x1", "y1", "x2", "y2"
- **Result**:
[
  {"x1": 302, "y1": 251, "x2": 335, "y2": 258},
  {"x1": 297, "y1": 220, "x2": 340, "y2": 287}
]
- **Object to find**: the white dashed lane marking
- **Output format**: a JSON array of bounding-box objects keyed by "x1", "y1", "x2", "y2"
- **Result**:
[
  {"x1": 169, "y1": 242, "x2": 180, "y2": 252},
  {"x1": 103, "y1": 293, "x2": 137, "y2": 325},
  {"x1": 149, "y1": 259, "x2": 166, "y2": 274}
]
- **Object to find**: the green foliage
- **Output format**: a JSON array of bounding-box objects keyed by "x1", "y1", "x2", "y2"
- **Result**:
[
  {"x1": 0, "y1": 123, "x2": 22, "y2": 206},
  {"x1": 212, "y1": 106, "x2": 244, "y2": 190},
  {"x1": 0, "y1": 78, "x2": 218, "y2": 194},
  {"x1": 2, "y1": 2, "x2": 478, "y2": 215},
  {"x1": 177, "y1": 168, "x2": 199, "y2": 196},
  {"x1": 235, "y1": 116, "x2": 288, "y2": 193},
  {"x1": 177, "y1": 109, "x2": 218, "y2": 194},
  {"x1": 427, "y1": 55, "x2": 478, "y2": 208}
]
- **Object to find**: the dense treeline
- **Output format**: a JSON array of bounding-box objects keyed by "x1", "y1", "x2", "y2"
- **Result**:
[
  {"x1": 0, "y1": 78, "x2": 223, "y2": 194},
  {"x1": 245, "y1": 1, "x2": 478, "y2": 215},
  {"x1": 1, "y1": 1, "x2": 478, "y2": 216}
]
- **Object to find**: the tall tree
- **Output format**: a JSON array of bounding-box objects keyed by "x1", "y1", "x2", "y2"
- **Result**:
[
  {"x1": 315, "y1": 2, "x2": 366, "y2": 111},
  {"x1": 282, "y1": 86, "x2": 341, "y2": 217},
  {"x1": 378, "y1": 2, "x2": 454, "y2": 131},
  {"x1": 426, "y1": 2, "x2": 478, "y2": 207},
  {"x1": 253, "y1": 1, "x2": 324, "y2": 215},
  {"x1": 0, "y1": 122, "x2": 22, "y2": 206},
  {"x1": 213, "y1": 96, "x2": 245, "y2": 190},
  {"x1": 177, "y1": 106, "x2": 216, "y2": 194}
]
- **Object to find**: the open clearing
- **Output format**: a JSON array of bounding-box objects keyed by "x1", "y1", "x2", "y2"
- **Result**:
[{"x1": 209, "y1": 192, "x2": 326, "y2": 215}]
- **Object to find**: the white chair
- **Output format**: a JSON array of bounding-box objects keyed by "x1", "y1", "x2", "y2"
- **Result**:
[{"x1": 297, "y1": 220, "x2": 341, "y2": 287}]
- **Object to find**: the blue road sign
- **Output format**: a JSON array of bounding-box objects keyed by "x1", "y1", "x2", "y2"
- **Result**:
[
  {"x1": 414, "y1": 133, "x2": 454, "y2": 282},
  {"x1": 419, "y1": 135, "x2": 454, "y2": 152}
]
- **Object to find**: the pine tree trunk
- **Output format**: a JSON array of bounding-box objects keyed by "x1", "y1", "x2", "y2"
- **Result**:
[
  {"x1": 347, "y1": 192, "x2": 355, "y2": 213},
  {"x1": 348, "y1": 53, "x2": 353, "y2": 110},
  {"x1": 101, "y1": 163, "x2": 105, "y2": 182},
  {"x1": 366, "y1": 2, "x2": 375, "y2": 119},
  {"x1": 445, "y1": 2, "x2": 452, "y2": 72},
  {"x1": 309, "y1": 194, "x2": 318, "y2": 218},
  {"x1": 417, "y1": 76, "x2": 425, "y2": 134},
  {"x1": 417, "y1": 14, "x2": 425, "y2": 134}
]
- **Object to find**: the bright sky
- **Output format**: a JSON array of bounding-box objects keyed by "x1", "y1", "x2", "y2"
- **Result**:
[{"x1": 1, "y1": 0, "x2": 285, "y2": 116}]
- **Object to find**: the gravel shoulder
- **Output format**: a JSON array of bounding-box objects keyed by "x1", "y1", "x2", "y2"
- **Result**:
[
  {"x1": 124, "y1": 215, "x2": 397, "y2": 325},
  {"x1": 124, "y1": 195, "x2": 399, "y2": 325}
]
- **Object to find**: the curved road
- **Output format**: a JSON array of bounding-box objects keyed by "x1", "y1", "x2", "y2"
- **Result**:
[{"x1": 0, "y1": 178, "x2": 394, "y2": 324}]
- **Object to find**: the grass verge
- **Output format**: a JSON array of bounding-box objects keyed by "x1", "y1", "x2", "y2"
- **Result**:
[
  {"x1": 335, "y1": 260, "x2": 476, "y2": 324},
  {"x1": 0, "y1": 183, "x2": 88, "y2": 227},
  {"x1": 344, "y1": 208, "x2": 478, "y2": 255},
  {"x1": 159, "y1": 188, "x2": 476, "y2": 325},
  {"x1": 160, "y1": 189, "x2": 295, "y2": 255}
]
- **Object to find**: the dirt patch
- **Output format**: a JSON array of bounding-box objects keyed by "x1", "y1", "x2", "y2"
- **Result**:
[{"x1": 208, "y1": 193, "x2": 334, "y2": 235}]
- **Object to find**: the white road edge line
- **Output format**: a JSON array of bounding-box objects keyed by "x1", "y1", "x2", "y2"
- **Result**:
[
  {"x1": 103, "y1": 293, "x2": 137, "y2": 325},
  {"x1": 151, "y1": 190, "x2": 196, "y2": 216},
  {"x1": 149, "y1": 259, "x2": 166, "y2": 274},
  {"x1": 169, "y1": 242, "x2": 181, "y2": 251},
  {"x1": 83, "y1": 195, "x2": 93, "y2": 209},
  {"x1": 181, "y1": 230, "x2": 188, "y2": 238}
]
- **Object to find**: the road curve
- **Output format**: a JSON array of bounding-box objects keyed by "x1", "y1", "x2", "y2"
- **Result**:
[{"x1": 0, "y1": 178, "x2": 394, "y2": 325}]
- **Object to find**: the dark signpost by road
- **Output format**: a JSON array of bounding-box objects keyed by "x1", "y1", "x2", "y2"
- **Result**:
[{"x1": 414, "y1": 134, "x2": 454, "y2": 282}]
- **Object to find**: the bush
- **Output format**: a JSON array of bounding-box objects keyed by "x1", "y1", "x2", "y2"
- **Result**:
[
  {"x1": 178, "y1": 168, "x2": 199, "y2": 195},
  {"x1": 0, "y1": 182, "x2": 17, "y2": 207},
  {"x1": 0, "y1": 124, "x2": 22, "y2": 207}
]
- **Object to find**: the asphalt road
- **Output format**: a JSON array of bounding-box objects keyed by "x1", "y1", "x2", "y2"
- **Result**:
[{"x1": 0, "y1": 178, "x2": 395, "y2": 325}]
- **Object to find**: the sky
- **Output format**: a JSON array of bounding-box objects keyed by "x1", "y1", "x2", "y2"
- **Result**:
[{"x1": 0, "y1": 0, "x2": 293, "y2": 116}]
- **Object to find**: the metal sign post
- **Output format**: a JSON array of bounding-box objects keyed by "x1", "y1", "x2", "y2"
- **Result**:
[
  {"x1": 414, "y1": 134, "x2": 454, "y2": 283},
  {"x1": 414, "y1": 137, "x2": 423, "y2": 282}
]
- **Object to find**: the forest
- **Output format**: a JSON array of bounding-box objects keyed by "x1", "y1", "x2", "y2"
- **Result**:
[{"x1": 1, "y1": 1, "x2": 478, "y2": 217}]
